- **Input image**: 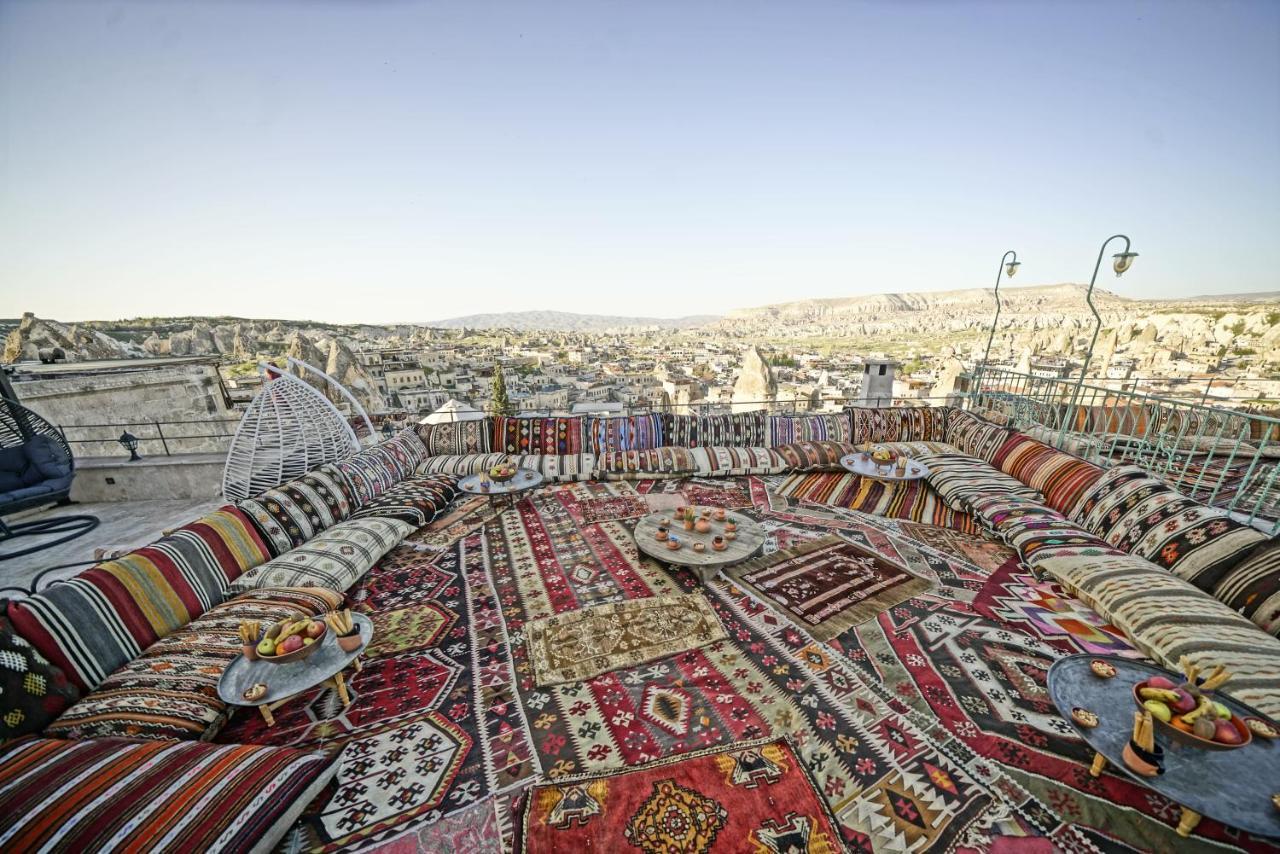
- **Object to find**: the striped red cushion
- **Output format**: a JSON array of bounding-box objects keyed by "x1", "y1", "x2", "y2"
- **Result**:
[
  {"x1": 0, "y1": 737, "x2": 336, "y2": 853},
  {"x1": 991, "y1": 433, "x2": 1105, "y2": 514}
]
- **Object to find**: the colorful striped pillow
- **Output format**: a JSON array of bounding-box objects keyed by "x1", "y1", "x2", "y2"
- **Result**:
[
  {"x1": 991, "y1": 433, "x2": 1105, "y2": 515},
  {"x1": 238, "y1": 462, "x2": 356, "y2": 554},
  {"x1": 596, "y1": 447, "x2": 697, "y2": 480},
  {"x1": 350, "y1": 473, "x2": 459, "y2": 527},
  {"x1": 509, "y1": 453, "x2": 597, "y2": 483},
  {"x1": 918, "y1": 451, "x2": 1042, "y2": 512},
  {"x1": 1212, "y1": 541, "x2": 1280, "y2": 636},
  {"x1": 945, "y1": 409, "x2": 1015, "y2": 462},
  {"x1": 230, "y1": 517, "x2": 412, "y2": 594},
  {"x1": 689, "y1": 447, "x2": 789, "y2": 476},
  {"x1": 6, "y1": 505, "x2": 271, "y2": 691},
  {"x1": 769, "y1": 413, "x2": 852, "y2": 446},
  {"x1": 771, "y1": 441, "x2": 859, "y2": 472},
  {"x1": 414, "y1": 420, "x2": 492, "y2": 456},
  {"x1": 416, "y1": 452, "x2": 510, "y2": 476},
  {"x1": 0, "y1": 737, "x2": 337, "y2": 853},
  {"x1": 333, "y1": 429, "x2": 428, "y2": 508},
  {"x1": 492, "y1": 416, "x2": 584, "y2": 455},
  {"x1": 661, "y1": 412, "x2": 768, "y2": 448},
  {"x1": 586, "y1": 414, "x2": 664, "y2": 454}
]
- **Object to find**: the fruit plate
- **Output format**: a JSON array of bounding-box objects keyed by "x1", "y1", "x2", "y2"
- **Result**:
[
  {"x1": 259, "y1": 626, "x2": 327, "y2": 664},
  {"x1": 490, "y1": 468, "x2": 517, "y2": 482},
  {"x1": 1132, "y1": 681, "x2": 1252, "y2": 750}
]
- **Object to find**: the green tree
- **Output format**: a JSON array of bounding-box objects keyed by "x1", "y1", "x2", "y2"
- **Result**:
[{"x1": 491, "y1": 369, "x2": 513, "y2": 416}]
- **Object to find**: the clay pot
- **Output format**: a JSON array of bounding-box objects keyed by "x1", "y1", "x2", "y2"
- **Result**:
[
  {"x1": 724, "y1": 531, "x2": 737, "y2": 541},
  {"x1": 683, "y1": 516, "x2": 695, "y2": 531},
  {"x1": 724, "y1": 520, "x2": 738, "y2": 533},
  {"x1": 666, "y1": 538, "x2": 682, "y2": 551},
  {"x1": 242, "y1": 644, "x2": 259, "y2": 661},
  {"x1": 692, "y1": 542, "x2": 706, "y2": 553},
  {"x1": 712, "y1": 536, "x2": 726, "y2": 552},
  {"x1": 674, "y1": 505, "x2": 686, "y2": 519},
  {"x1": 700, "y1": 508, "x2": 711, "y2": 519},
  {"x1": 694, "y1": 519, "x2": 712, "y2": 534},
  {"x1": 713, "y1": 508, "x2": 726, "y2": 522},
  {"x1": 655, "y1": 526, "x2": 669, "y2": 541},
  {"x1": 337, "y1": 632, "x2": 363, "y2": 653}
]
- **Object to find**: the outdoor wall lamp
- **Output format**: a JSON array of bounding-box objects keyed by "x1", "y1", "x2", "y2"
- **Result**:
[
  {"x1": 118, "y1": 431, "x2": 142, "y2": 462},
  {"x1": 1112, "y1": 251, "x2": 1138, "y2": 276}
]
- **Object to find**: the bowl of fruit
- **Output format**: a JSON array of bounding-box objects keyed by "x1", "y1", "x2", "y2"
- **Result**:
[
  {"x1": 870, "y1": 445, "x2": 898, "y2": 466},
  {"x1": 489, "y1": 462, "x2": 518, "y2": 483},
  {"x1": 1133, "y1": 660, "x2": 1251, "y2": 750},
  {"x1": 255, "y1": 614, "x2": 327, "y2": 664}
]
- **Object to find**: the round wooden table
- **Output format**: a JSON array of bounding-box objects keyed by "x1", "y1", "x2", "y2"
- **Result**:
[
  {"x1": 634, "y1": 510, "x2": 766, "y2": 583},
  {"x1": 840, "y1": 453, "x2": 930, "y2": 483}
]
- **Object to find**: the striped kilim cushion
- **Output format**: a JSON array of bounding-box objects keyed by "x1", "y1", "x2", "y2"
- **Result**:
[
  {"x1": 990, "y1": 434, "x2": 1105, "y2": 515},
  {"x1": 847, "y1": 407, "x2": 900, "y2": 445},
  {"x1": 596, "y1": 447, "x2": 697, "y2": 480},
  {"x1": 1072, "y1": 465, "x2": 1268, "y2": 592},
  {"x1": 416, "y1": 452, "x2": 510, "y2": 476},
  {"x1": 690, "y1": 446, "x2": 789, "y2": 476},
  {"x1": 350, "y1": 473, "x2": 459, "y2": 527},
  {"x1": 0, "y1": 736, "x2": 337, "y2": 853},
  {"x1": 661, "y1": 412, "x2": 768, "y2": 448},
  {"x1": 1039, "y1": 555, "x2": 1280, "y2": 718},
  {"x1": 853, "y1": 440, "x2": 958, "y2": 456},
  {"x1": 230, "y1": 517, "x2": 412, "y2": 594},
  {"x1": 510, "y1": 453, "x2": 596, "y2": 482},
  {"x1": 0, "y1": 611, "x2": 79, "y2": 740},
  {"x1": 774, "y1": 472, "x2": 981, "y2": 533},
  {"x1": 45, "y1": 587, "x2": 342, "y2": 742},
  {"x1": 492, "y1": 416, "x2": 584, "y2": 455},
  {"x1": 771, "y1": 441, "x2": 859, "y2": 472},
  {"x1": 945, "y1": 409, "x2": 1015, "y2": 462},
  {"x1": 237, "y1": 462, "x2": 356, "y2": 554},
  {"x1": 768, "y1": 413, "x2": 852, "y2": 446},
  {"x1": 414, "y1": 420, "x2": 492, "y2": 456},
  {"x1": 6, "y1": 505, "x2": 272, "y2": 691},
  {"x1": 333, "y1": 432, "x2": 427, "y2": 509},
  {"x1": 586, "y1": 414, "x2": 664, "y2": 454},
  {"x1": 1212, "y1": 541, "x2": 1280, "y2": 636},
  {"x1": 918, "y1": 452, "x2": 1042, "y2": 512}
]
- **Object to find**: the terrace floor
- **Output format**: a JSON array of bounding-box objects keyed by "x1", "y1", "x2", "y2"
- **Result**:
[
  {"x1": 202, "y1": 474, "x2": 1273, "y2": 852},
  {"x1": 0, "y1": 497, "x2": 223, "y2": 592}
]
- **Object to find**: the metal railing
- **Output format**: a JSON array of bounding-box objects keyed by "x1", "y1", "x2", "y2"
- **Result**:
[
  {"x1": 56, "y1": 417, "x2": 243, "y2": 458},
  {"x1": 969, "y1": 366, "x2": 1280, "y2": 533}
]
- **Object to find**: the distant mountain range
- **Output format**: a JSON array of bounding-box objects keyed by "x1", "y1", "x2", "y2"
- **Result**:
[{"x1": 423, "y1": 310, "x2": 719, "y2": 331}]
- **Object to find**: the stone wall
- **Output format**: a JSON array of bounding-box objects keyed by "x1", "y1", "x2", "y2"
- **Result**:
[{"x1": 13, "y1": 364, "x2": 240, "y2": 458}]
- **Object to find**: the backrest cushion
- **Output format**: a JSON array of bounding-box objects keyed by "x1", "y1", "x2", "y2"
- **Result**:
[
  {"x1": 0, "y1": 607, "x2": 80, "y2": 740},
  {"x1": 846, "y1": 407, "x2": 949, "y2": 445},
  {"x1": 1212, "y1": 541, "x2": 1280, "y2": 636},
  {"x1": 230, "y1": 517, "x2": 413, "y2": 594},
  {"x1": 416, "y1": 452, "x2": 511, "y2": 476},
  {"x1": 1071, "y1": 465, "x2": 1268, "y2": 592},
  {"x1": 238, "y1": 462, "x2": 357, "y2": 554},
  {"x1": 945, "y1": 409, "x2": 1015, "y2": 462},
  {"x1": 415, "y1": 420, "x2": 492, "y2": 456},
  {"x1": 918, "y1": 451, "x2": 1042, "y2": 513},
  {"x1": 689, "y1": 447, "x2": 789, "y2": 477},
  {"x1": 0, "y1": 444, "x2": 41, "y2": 489},
  {"x1": 6, "y1": 504, "x2": 272, "y2": 691},
  {"x1": 509, "y1": 453, "x2": 596, "y2": 483},
  {"x1": 991, "y1": 433, "x2": 1105, "y2": 515},
  {"x1": 333, "y1": 429, "x2": 429, "y2": 508},
  {"x1": 769, "y1": 413, "x2": 852, "y2": 446},
  {"x1": 661, "y1": 412, "x2": 767, "y2": 448},
  {"x1": 23, "y1": 434, "x2": 70, "y2": 480},
  {"x1": 596, "y1": 447, "x2": 697, "y2": 480},
  {"x1": 586, "y1": 414, "x2": 664, "y2": 454},
  {"x1": 350, "y1": 473, "x2": 460, "y2": 527},
  {"x1": 492, "y1": 416, "x2": 584, "y2": 455}
]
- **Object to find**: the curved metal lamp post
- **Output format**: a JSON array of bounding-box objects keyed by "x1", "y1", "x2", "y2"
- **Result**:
[
  {"x1": 975, "y1": 250, "x2": 1020, "y2": 397},
  {"x1": 1057, "y1": 234, "x2": 1137, "y2": 446}
]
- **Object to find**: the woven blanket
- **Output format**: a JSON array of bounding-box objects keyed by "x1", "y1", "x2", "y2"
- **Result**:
[
  {"x1": 775, "y1": 472, "x2": 981, "y2": 533},
  {"x1": 725, "y1": 536, "x2": 932, "y2": 641},
  {"x1": 524, "y1": 594, "x2": 727, "y2": 687}
]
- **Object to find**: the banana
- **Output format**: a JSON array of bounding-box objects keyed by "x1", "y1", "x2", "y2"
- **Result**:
[
  {"x1": 1138, "y1": 687, "x2": 1180, "y2": 703},
  {"x1": 1183, "y1": 696, "x2": 1215, "y2": 723}
]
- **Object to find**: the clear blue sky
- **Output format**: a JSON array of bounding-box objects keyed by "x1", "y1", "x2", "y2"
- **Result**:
[{"x1": 2, "y1": 0, "x2": 1277, "y2": 323}]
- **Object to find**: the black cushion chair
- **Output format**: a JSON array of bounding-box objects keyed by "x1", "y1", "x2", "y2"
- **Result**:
[{"x1": 0, "y1": 401, "x2": 98, "y2": 561}]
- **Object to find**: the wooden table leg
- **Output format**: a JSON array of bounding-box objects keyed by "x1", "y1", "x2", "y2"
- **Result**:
[
  {"x1": 1176, "y1": 807, "x2": 1201, "y2": 838},
  {"x1": 332, "y1": 671, "x2": 351, "y2": 707},
  {"x1": 1089, "y1": 751, "x2": 1107, "y2": 777},
  {"x1": 258, "y1": 704, "x2": 275, "y2": 727}
]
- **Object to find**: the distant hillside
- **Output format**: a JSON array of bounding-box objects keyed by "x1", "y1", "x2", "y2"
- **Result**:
[
  {"x1": 726, "y1": 283, "x2": 1129, "y2": 322},
  {"x1": 424, "y1": 310, "x2": 719, "y2": 331}
]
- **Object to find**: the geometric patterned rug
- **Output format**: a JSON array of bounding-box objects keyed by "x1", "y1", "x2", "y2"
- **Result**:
[{"x1": 514, "y1": 737, "x2": 844, "y2": 852}]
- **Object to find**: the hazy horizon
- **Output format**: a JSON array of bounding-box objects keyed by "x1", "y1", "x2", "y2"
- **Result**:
[{"x1": 3, "y1": 1, "x2": 1278, "y2": 324}]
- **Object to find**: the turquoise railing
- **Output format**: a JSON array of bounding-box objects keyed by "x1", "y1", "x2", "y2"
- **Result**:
[{"x1": 968, "y1": 366, "x2": 1280, "y2": 534}]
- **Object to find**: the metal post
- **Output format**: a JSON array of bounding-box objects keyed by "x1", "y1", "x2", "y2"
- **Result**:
[
  {"x1": 1059, "y1": 234, "x2": 1135, "y2": 447},
  {"x1": 976, "y1": 250, "x2": 1019, "y2": 397},
  {"x1": 154, "y1": 421, "x2": 170, "y2": 455}
]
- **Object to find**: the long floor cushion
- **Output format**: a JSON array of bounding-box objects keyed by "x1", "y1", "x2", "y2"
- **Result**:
[
  {"x1": 230, "y1": 517, "x2": 412, "y2": 594},
  {"x1": 44, "y1": 587, "x2": 342, "y2": 742},
  {"x1": 1040, "y1": 553, "x2": 1280, "y2": 718},
  {"x1": 0, "y1": 736, "x2": 336, "y2": 854}
]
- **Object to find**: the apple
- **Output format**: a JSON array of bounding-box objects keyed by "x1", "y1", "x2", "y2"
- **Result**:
[
  {"x1": 306, "y1": 620, "x2": 325, "y2": 639},
  {"x1": 1143, "y1": 700, "x2": 1172, "y2": 723},
  {"x1": 1146, "y1": 676, "x2": 1177, "y2": 691},
  {"x1": 1169, "y1": 688, "x2": 1197, "y2": 715},
  {"x1": 1213, "y1": 719, "x2": 1243, "y2": 745},
  {"x1": 303, "y1": 637, "x2": 315, "y2": 646},
  {"x1": 256, "y1": 639, "x2": 276, "y2": 656},
  {"x1": 1212, "y1": 701, "x2": 1231, "y2": 720},
  {"x1": 280, "y1": 635, "x2": 304, "y2": 654}
]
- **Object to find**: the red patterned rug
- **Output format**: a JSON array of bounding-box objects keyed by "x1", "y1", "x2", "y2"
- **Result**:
[
  {"x1": 515, "y1": 738, "x2": 844, "y2": 853},
  {"x1": 725, "y1": 535, "x2": 933, "y2": 642},
  {"x1": 896, "y1": 521, "x2": 1015, "y2": 575}
]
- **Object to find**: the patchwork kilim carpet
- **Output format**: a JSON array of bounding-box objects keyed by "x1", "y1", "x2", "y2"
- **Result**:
[
  {"x1": 214, "y1": 476, "x2": 1280, "y2": 853},
  {"x1": 725, "y1": 535, "x2": 933, "y2": 642},
  {"x1": 774, "y1": 472, "x2": 983, "y2": 534},
  {"x1": 515, "y1": 737, "x2": 844, "y2": 852},
  {"x1": 524, "y1": 593, "x2": 726, "y2": 686}
]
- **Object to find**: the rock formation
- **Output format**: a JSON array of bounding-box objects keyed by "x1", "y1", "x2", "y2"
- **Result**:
[
  {"x1": 2, "y1": 313, "x2": 138, "y2": 363},
  {"x1": 732, "y1": 347, "x2": 776, "y2": 413}
]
